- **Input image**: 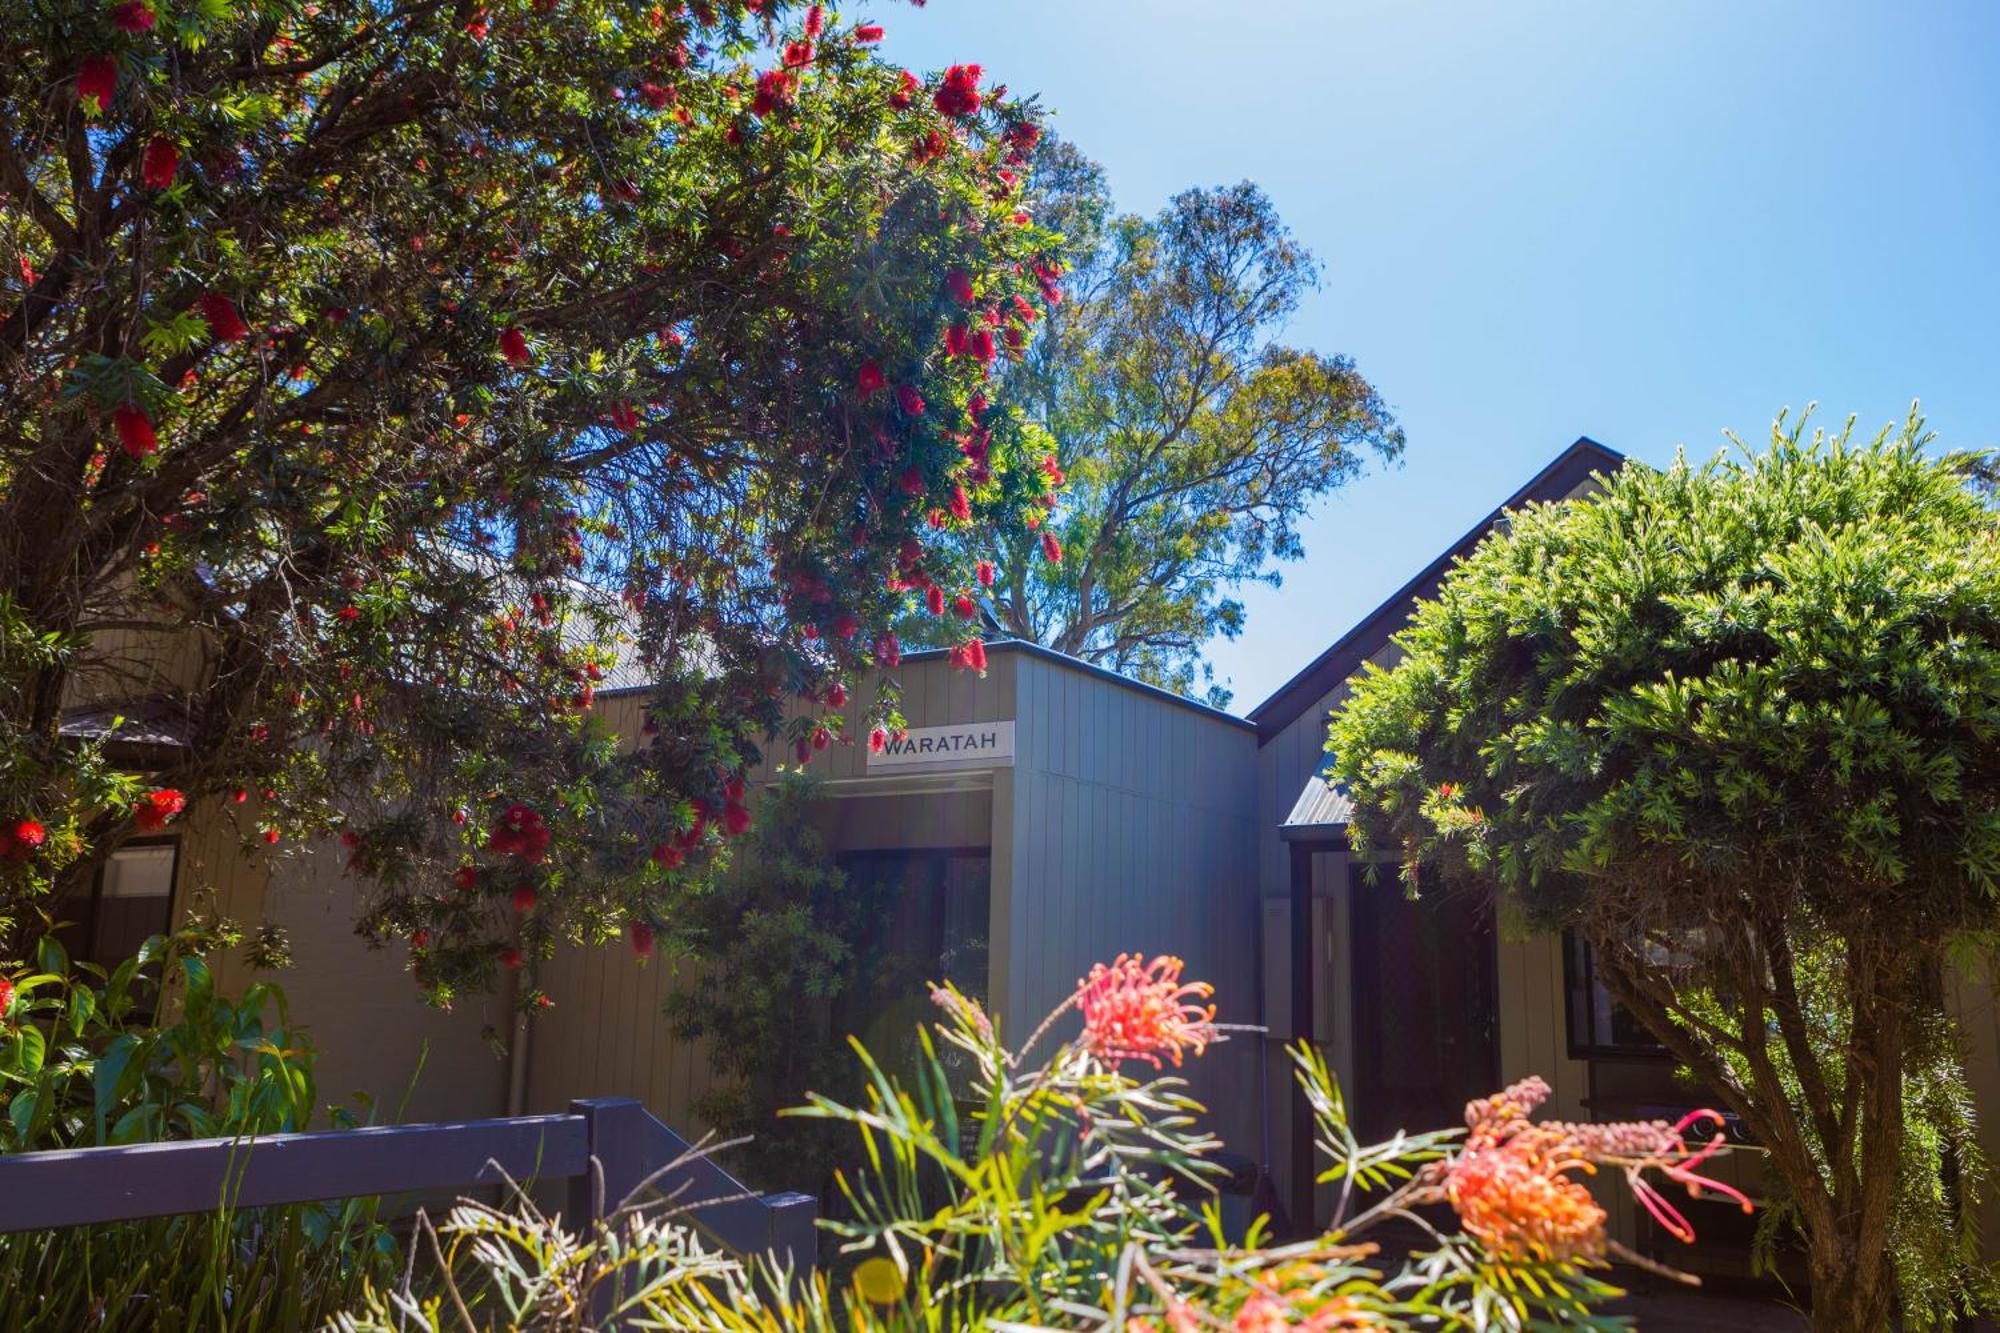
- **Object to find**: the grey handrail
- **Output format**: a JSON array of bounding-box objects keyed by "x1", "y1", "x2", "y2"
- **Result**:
[{"x1": 0, "y1": 1096, "x2": 815, "y2": 1280}]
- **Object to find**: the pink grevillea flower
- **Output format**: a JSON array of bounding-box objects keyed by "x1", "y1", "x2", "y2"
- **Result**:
[{"x1": 1074, "y1": 953, "x2": 1217, "y2": 1068}]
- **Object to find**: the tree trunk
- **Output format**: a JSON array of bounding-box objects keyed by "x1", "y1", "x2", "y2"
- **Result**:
[
  {"x1": 1808, "y1": 1228, "x2": 1897, "y2": 1332},
  {"x1": 1795, "y1": 950, "x2": 1906, "y2": 1333}
]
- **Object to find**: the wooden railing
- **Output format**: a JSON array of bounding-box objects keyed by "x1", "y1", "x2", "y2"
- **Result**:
[{"x1": 0, "y1": 1096, "x2": 816, "y2": 1276}]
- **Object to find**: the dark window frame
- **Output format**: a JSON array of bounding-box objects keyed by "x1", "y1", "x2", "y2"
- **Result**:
[
  {"x1": 59, "y1": 836, "x2": 181, "y2": 969},
  {"x1": 1562, "y1": 930, "x2": 1674, "y2": 1063},
  {"x1": 834, "y1": 845, "x2": 992, "y2": 1001}
]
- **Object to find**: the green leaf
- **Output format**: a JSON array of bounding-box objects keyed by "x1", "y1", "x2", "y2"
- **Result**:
[
  {"x1": 1, "y1": 1025, "x2": 47, "y2": 1080},
  {"x1": 94, "y1": 1033, "x2": 139, "y2": 1143}
]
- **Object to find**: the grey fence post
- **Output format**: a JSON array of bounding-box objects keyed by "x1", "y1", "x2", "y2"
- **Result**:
[
  {"x1": 567, "y1": 1097, "x2": 649, "y2": 1332},
  {"x1": 762, "y1": 1190, "x2": 819, "y2": 1282}
]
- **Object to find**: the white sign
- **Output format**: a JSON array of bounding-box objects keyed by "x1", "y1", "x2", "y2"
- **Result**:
[{"x1": 868, "y1": 720, "x2": 1015, "y2": 772}]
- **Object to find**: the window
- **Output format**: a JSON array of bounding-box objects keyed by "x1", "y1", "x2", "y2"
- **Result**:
[
  {"x1": 837, "y1": 848, "x2": 991, "y2": 1002},
  {"x1": 55, "y1": 840, "x2": 179, "y2": 969},
  {"x1": 1563, "y1": 931, "x2": 1671, "y2": 1060}
]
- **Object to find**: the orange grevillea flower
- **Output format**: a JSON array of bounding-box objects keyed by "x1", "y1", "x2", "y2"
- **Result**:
[
  {"x1": 1444, "y1": 1120, "x2": 1606, "y2": 1263},
  {"x1": 1444, "y1": 1076, "x2": 1751, "y2": 1262},
  {"x1": 1075, "y1": 953, "x2": 1217, "y2": 1068}
]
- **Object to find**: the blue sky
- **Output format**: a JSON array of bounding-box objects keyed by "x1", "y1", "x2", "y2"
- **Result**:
[{"x1": 878, "y1": 1, "x2": 2000, "y2": 713}]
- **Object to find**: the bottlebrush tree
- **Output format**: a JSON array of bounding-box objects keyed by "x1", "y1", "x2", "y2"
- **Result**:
[{"x1": 0, "y1": 0, "x2": 1059, "y2": 1000}]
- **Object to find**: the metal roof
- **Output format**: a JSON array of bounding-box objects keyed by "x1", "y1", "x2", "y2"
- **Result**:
[
  {"x1": 60, "y1": 706, "x2": 192, "y2": 750},
  {"x1": 1280, "y1": 776, "x2": 1352, "y2": 840}
]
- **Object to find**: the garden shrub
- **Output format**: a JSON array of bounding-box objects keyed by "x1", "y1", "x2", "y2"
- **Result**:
[
  {"x1": 338, "y1": 955, "x2": 1743, "y2": 1330},
  {"x1": 0, "y1": 923, "x2": 403, "y2": 1329}
]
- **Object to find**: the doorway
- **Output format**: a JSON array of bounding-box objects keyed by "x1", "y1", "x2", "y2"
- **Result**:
[{"x1": 1346, "y1": 868, "x2": 1498, "y2": 1141}]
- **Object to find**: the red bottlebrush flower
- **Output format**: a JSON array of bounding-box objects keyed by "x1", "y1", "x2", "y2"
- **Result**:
[
  {"x1": 628, "y1": 920, "x2": 655, "y2": 959},
  {"x1": 499, "y1": 945, "x2": 525, "y2": 969},
  {"x1": 896, "y1": 383, "x2": 925, "y2": 417},
  {"x1": 925, "y1": 584, "x2": 945, "y2": 616},
  {"x1": 722, "y1": 801, "x2": 752, "y2": 835},
  {"x1": 933, "y1": 63, "x2": 982, "y2": 117},
  {"x1": 854, "y1": 22, "x2": 883, "y2": 41},
  {"x1": 638, "y1": 81, "x2": 673, "y2": 110},
  {"x1": 487, "y1": 804, "x2": 551, "y2": 862},
  {"x1": 498, "y1": 325, "x2": 532, "y2": 366},
  {"x1": 900, "y1": 465, "x2": 925, "y2": 496},
  {"x1": 873, "y1": 632, "x2": 901, "y2": 667},
  {"x1": 811, "y1": 726, "x2": 831, "y2": 752},
  {"x1": 976, "y1": 558, "x2": 995, "y2": 586},
  {"x1": 781, "y1": 39, "x2": 812, "y2": 67},
  {"x1": 803, "y1": 3, "x2": 823, "y2": 36},
  {"x1": 868, "y1": 726, "x2": 887, "y2": 753},
  {"x1": 113, "y1": 403, "x2": 157, "y2": 458},
  {"x1": 464, "y1": 8, "x2": 489, "y2": 38},
  {"x1": 826, "y1": 682, "x2": 847, "y2": 707},
  {"x1": 336, "y1": 605, "x2": 361, "y2": 621},
  {"x1": 608, "y1": 399, "x2": 640, "y2": 431},
  {"x1": 888, "y1": 69, "x2": 919, "y2": 109},
  {"x1": 196, "y1": 291, "x2": 249, "y2": 343},
  {"x1": 2, "y1": 819, "x2": 46, "y2": 863},
  {"x1": 967, "y1": 391, "x2": 987, "y2": 422},
  {"x1": 1004, "y1": 325, "x2": 1024, "y2": 350},
  {"x1": 140, "y1": 135, "x2": 178, "y2": 188},
  {"x1": 948, "y1": 486, "x2": 972, "y2": 523},
  {"x1": 833, "y1": 613, "x2": 859, "y2": 639},
  {"x1": 650, "y1": 842, "x2": 684, "y2": 870},
  {"x1": 752, "y1": 67, "x2": 797, "y2": 115},
  {"x1": 1075, "y1": 954, "x2": 1218, "y2": 1068},
  {"x1": 77, "y1": 55, "x2": 116, "y2": 112},
  {"x1": 966, "y1": 638, "x2": 987, "y2": 671},
  {"x1": 952, "y1": 593, "x2": 976, "y2": 620},
  {"x1": 943, "y1": 322, "x2": 969, "y2": 357},
  {"x1": 109, "y1": 0, "x2": 155, "y2": 31},
  {"x1": 1041, "y1": 531, "x2": 1063, "y2": 564},
  {"x1": 0, "y1": 974, "x2": 12, "y2": 1016},
  {"x1": 452, "y1": 865, "x2": 480, "y2": 891},
  {"x1": 411, "y1": 929, "x2": 430, "y2": 950},
  {"x1": 856, "y1": 361, "x2": 885, "y2": 398},
  {"x1": 945, "y1": 268, "x2": 975, "y2": 304},
  {"x1": 512, "y1": 885, "x2": 537, "y2": 914},
  {"x1": 966, "y1": 327, "x2": 996, "y2": 364},
  {"x1": 1041, "y1": 455, "x2": 1066, "y2": 486}
]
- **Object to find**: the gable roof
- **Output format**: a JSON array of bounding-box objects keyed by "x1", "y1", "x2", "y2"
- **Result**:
[{"x1": 1246, "y1": 436, "x2": 1626, "y2": 742}]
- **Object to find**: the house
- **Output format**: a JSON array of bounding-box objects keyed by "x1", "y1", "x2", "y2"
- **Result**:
[{"x1": 88, "y1": 436, "x2": 2000, "y2": 1267}]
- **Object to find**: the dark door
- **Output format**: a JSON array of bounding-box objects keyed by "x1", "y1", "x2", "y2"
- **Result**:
[{"x1": 1347, "y1": 868, "x2": 1498, "y2": 1141}]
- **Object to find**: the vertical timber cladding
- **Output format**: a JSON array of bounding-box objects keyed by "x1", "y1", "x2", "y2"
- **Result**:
[{"x1": 1001, "y1": 646, "x2": 1262, "y2": 1156}]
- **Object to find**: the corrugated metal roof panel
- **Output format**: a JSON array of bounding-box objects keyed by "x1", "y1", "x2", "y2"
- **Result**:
[{"x1": 1282, "y1": 776, "x2": 1352, "y2": 831}]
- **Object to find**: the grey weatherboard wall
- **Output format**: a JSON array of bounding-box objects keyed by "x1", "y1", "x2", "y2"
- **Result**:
[{"x1": 999, "y1": 646, "x2": 1262, "y2": 1153}]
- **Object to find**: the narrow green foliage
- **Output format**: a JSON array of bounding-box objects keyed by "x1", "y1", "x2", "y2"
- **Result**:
[{"x1": 1329, "y1": 408, "x2": 2000, "y2": 1328}]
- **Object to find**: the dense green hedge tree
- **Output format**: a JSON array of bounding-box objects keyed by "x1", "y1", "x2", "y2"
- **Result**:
[
  {"x1": 1327, "y1": 411, "x2": 2000, "y2": 1332},
  {"x1": 0, "y1": 0, "x2": 1057, "y2": 997}
]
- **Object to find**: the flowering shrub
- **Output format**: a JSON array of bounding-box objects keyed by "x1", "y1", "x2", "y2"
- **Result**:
[
  {"x1": 342, "y1": 958, "x2": 1745, "y2": 1330},
  {"x1": 0, "y1": 0, "x2": 1062, "y2": 998}
]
